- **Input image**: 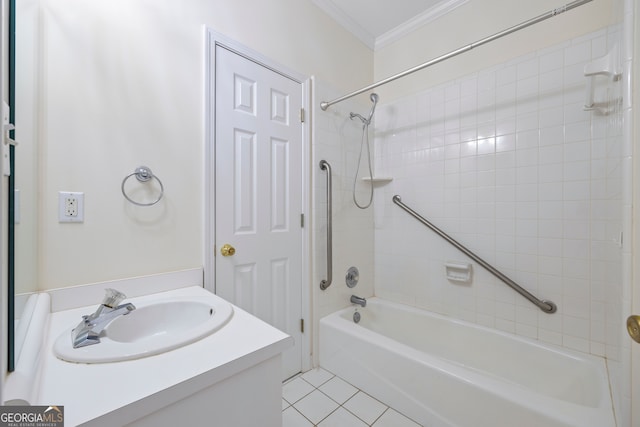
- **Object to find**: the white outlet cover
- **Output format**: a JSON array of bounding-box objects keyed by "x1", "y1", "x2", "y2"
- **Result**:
[{"x1": 58, "y1": 191, "x2": 84, "y2": 223}]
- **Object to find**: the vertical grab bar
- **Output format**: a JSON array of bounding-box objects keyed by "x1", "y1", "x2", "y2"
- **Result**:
[{"x1": 319, "y1": 160, "x2": 333, "y2": 290}]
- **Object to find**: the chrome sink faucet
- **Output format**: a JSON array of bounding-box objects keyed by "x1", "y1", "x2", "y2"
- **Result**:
[
  {"x1": 71, "y1": 288, "x2": 136, "y2": 348},
  {"x1": 350, "y1": 295, "x2": 366, "y2": 308}
]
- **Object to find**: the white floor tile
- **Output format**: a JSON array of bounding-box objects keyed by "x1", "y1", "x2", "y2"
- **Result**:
[
  {"x1": 319, "y1": 376, "x2": 358, "y2": 404},
  {"x1": 301, "y1": 367, "x2": 334, "y2": 387},
  {"x1": 293, "y1": 390, "x2": 340, "y2": 424},
  {"x1": 282, "y1": 372, "x2": 419, "y2": 427},
  {"x1": 284, "y1": 373, "x2": 302, "y2": 384},
  {"x1": 343, "y1": 392, "x2": 388, "y2": 425},
  {"x1": 373, "y1": 408, "x2": 423, "y2": 427},
  {"x1": 282, "y1": 407, "x2": 313, "y2": 427},
  {"x1": 283, "y1": 377, "x2": 315, "y2": 404},
  {"x1": 318, "y1": 407, "x2": 368, "y2": 427}
]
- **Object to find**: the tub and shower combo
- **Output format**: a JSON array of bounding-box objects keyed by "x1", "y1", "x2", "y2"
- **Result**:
[
  {"x1": 317, "y1": 191, "x2": 615, "y2": 426},
  {"x1": 319, "y1": 298, "x2": 614, "y2": 427},
  {"x1": 316, "y1": 1, "x2": 616, "y2": 425}
]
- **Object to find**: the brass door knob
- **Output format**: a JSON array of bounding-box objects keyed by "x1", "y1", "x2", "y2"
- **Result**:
[
  {"x1": 627, "y1": 315, "x2": 640, "y2": 343},
  {"x1": 220, "y1": 244, "x2": 236, "y2": 257}
]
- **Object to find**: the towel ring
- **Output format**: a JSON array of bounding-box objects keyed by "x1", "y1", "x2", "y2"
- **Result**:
[{"x1": 121, "y1": 166, "x2": 164, "y2": 206}]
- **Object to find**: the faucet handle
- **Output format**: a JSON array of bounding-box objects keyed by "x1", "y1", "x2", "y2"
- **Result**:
[{"x1": 102, "y1": 288, "x2": 127, "y2": 308}]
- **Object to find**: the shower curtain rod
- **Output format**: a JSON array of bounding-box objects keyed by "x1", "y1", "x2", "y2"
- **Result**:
[{"x1": 320, "y1": 0, "x2": 594, "y2": 111}]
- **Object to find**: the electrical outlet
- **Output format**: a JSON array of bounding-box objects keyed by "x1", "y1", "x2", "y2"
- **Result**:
[{"x1": 59, "y1": 191, "x2": 84, "y2": 223}]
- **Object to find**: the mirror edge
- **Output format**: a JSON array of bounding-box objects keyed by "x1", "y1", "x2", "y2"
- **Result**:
[{"x1": 7, "y1": 0, "x2": 15, "y2": 373}]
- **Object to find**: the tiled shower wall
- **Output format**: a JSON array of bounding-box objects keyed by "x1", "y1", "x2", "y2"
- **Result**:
[
  {"x1": 373, "y1": 26, "x2": 624, "y2": 361},
  {"x1": 312, "y1": 81, "x2": 375, "y2": 364}
]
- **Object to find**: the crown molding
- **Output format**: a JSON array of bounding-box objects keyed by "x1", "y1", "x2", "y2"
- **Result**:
[
  {"x1": 311, "y1": 0, "x2": 375, "y2": 49},
  {"x1": 375, "y1": 0, "x2": 469, "y2": 50}
]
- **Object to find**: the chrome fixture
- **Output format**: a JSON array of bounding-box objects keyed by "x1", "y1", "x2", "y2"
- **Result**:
[
  {"x1": 71, "y1": 288, "x2": 136, "y2": 348},
  {"x1": 349, "y1": 93, "x2": 379, "y2": 126},
  {"x1": 319, "y1": 160, "x2": 333, "y2": 290},
  {"x1": 392, "y1": 195, "x2": 557, "y2": 314},
  {"x1": 346, "y1": 266, "x2": 359, "y2": 288},
  {"x1": 121, "y1": 165, "x2": 165, "y2": 206},
  {"x1": 350, "y1": 295, "x2": 366, "y2": 308},
  {"x1": 350, "y1": 94, "x2": 379, "y2": 209},
  {"x1": 320, "y1": 0, "x2": 593, "y2": 111},
  {"x1": 353, "y1": 310, "x2": 361, "y2": 324}
]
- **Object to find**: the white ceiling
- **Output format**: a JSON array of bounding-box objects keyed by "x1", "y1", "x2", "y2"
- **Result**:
[{"x1": 312, "y1": 0, "x2": 469, "y2": 50}]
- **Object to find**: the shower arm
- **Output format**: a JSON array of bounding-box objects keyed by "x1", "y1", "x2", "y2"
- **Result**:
[
  {"x1": 320, "y1": 0, "x2": 593, "y2": 111},
  {"x1": 392, "y1": 196, "x2": 557, "y2": 314}
]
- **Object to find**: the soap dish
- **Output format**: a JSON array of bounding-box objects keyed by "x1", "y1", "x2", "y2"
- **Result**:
[{"x1": 445, "y1": 261, "x2": 472, "y2": 283}]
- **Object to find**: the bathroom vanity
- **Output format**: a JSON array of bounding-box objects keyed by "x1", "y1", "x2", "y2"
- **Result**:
[{"x1": 4, "y1": 270, "x2": 293, "y2": 426}]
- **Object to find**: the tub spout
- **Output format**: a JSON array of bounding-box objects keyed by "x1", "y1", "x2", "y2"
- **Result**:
[{"x1": 350, "y1": 295, "x2": 366, "y2": 307}]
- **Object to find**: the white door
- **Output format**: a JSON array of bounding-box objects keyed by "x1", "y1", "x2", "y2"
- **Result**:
[{"x1": 214, "y1": 46, "x2": 304, "y2": 380}]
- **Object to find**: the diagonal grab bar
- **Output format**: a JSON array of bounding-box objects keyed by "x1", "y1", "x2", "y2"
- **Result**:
[
  {"x1": 392, "y1": 195, "x2": 557, "y2": 313},
  {"x1": 319, "y1": 160, "x2": 333, "y2": 290}
]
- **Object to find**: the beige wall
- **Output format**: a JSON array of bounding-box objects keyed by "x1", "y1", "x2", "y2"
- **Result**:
[
  {"x1": 16, "y1": 0, "x2": 618, "y2": 291},
  {"x1": 374, "y1": 0, "x2": 615, "y2": 103},
  {"x1": 17, "y1": 0, "x2": 373, "y2": 290}
]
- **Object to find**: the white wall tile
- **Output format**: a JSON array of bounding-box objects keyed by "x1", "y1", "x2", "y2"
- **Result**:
[
  {"x1": 540, "y1": 69, "x2": 564, "y2": 93},
  {"x1": 564, "y1": 41, "x2": 592, "y2": 66},
  {"x1": 539, "y1": 106, "x2": 565, "y2": 128},
  {"x1": 539, "y1": 48, "x2": 564, "y2": 73},
  {"x1": 538, "y1": 163, "x2": 564, "y2": 183},
  {"x1": 539, "y1": 145, "x2": 563, "y2": 165},
  {"x1": 371, "y1": 27, "x2": 625, "y2": 361}
]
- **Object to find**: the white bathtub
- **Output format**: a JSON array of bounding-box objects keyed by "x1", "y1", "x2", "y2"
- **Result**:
[{"x1": 319, "y1": 298, "x2": 615, "y2": 427}]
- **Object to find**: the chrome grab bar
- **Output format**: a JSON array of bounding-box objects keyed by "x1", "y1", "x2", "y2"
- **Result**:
[
  {"x1": 392, "y1": 195, "x2": 557, "y2": 314},
  {"x1": 320, "y1": 160, "x2": 333, "y2": 290}
]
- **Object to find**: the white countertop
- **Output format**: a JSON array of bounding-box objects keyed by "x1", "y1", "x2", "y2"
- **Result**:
[{"x1": 34, "y1": 286, "x2": 293, "y2": 426}]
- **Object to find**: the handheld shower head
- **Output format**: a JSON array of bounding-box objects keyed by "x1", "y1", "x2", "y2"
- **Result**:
[
  {"x1": 349, "y1": 93, "x2": 380, "y2": 125},
  {"x1": 350, "y1": 93, "x2": 379, "y2": 210},
  {"x1": 367, "y1": 93, "x2": 379, "y2": 123}
]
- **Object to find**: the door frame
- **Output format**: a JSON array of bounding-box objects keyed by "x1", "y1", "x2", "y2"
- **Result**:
[{"x1": 203, "y1": 27, "x2": 311, "y2": 373}]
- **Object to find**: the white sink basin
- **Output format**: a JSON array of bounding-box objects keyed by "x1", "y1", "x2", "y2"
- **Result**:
[{"x1": 53, "y1": 292, "x2": 233, "y2": 363}]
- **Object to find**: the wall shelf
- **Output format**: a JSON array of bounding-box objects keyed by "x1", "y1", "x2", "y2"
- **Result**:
[{"x1": 361, "y1": 176, "x2": 393, "y2": 184}]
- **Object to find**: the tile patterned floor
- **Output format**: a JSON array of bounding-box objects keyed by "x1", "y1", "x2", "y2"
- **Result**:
[{"x1": 282, "y1": 368, "x2": 423, "y2": 427}]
